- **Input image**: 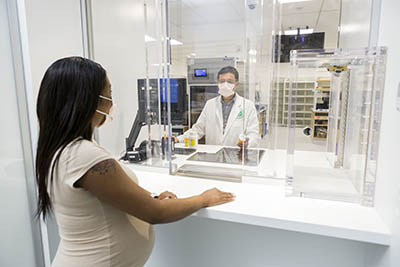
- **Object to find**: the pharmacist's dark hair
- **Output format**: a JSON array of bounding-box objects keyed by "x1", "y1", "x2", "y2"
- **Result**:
[
  {"x1": 35, "y1": 56, "x2": 107, "y2": 220},
  {"x1": 217, "y1": 66, "x2": 239, "y2": 81}
]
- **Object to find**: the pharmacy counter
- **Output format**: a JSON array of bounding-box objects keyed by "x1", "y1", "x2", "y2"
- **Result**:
[{"x1": 125, "y1": 165, "x2": 390, "y2": 246}]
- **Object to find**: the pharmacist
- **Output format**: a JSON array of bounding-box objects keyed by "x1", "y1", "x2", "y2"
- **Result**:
[{"x1": 176, "y1": 66, "x2": 260, "y2": 148}]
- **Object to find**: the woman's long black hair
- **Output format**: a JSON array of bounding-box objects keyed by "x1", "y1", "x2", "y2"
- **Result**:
[{"x1": 36, "y1": 56, "x2": 107, "y2": 220}]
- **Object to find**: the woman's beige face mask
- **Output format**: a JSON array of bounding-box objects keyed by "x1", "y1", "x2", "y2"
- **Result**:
[{"x1": 96, "y1": 95, "x2": 116, "y2": 125}]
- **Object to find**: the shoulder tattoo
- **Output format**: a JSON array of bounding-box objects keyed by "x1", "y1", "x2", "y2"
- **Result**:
[{"x1": 89, "y1": 159, "x2": 116, "y2": 176}]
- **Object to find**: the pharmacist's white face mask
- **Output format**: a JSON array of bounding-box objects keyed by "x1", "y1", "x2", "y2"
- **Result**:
[
  {"x1": 218, "y1": 82, "x2": 235, "y2": 97},
  {"x1": 96, "y1": 95, "x2": 116, "y2": 125}
]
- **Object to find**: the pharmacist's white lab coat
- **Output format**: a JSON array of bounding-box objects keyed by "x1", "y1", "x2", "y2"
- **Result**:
[{"x1": 178, "y1": 94, "x2": 260, "y2": 147}]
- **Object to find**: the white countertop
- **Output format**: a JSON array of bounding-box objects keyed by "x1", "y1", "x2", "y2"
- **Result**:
[{"x1": 126, "y1": 165, "x2": 390, "y2": 246}]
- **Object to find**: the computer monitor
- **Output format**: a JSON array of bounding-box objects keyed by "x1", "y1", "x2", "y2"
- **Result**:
[
  {"x1": 194, "y1": 69, "x2": 207, "y2": 77},
  {"x1": 137, "y1": 78, "x2": 187, "y2": 124},
  {"x1": 159, "y1": 78, "x2": 179, "y2": 103},
  {"x1": 275, "y1": 32, "x2": 325, "y2": 63},
  {"x1": 125, "y1": 78, "x2": 187, "y2": 152}
]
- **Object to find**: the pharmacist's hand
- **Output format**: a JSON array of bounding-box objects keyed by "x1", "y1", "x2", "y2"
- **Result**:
[
  {"x1": 159, "y1": 191, "x2": 177, "y2": 200},
  {"x1": 201, "y1": 188, "x2": 235, "y2": 207},
  {"x1": 237, "y1": 137, "x2": 249, "y2": 149}
]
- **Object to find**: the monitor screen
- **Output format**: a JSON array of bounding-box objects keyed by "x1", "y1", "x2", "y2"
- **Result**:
[
  {"x1": 194, "y1": 69, "x2": 207, "y2": 77},
  {"x1": 275, "y1": 32, "x2": 325, "y2": 63},
  {"x1": 137, "y1": 78, "x2": 187, "y2": 125},
  {"x1": 159, "y1": 78, "x2": 178, "y2": 103}
]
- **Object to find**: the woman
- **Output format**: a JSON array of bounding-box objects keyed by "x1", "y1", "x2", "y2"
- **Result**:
[{"x1": 35, "y1": 57, "x2": 235, "y2": 267}]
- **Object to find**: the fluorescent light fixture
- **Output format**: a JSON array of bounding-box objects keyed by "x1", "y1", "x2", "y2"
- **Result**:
[
  {"x1": 284, "y1": 28, "x2": 313, "y2": 35},
  {"x1": 145, "y1": 35, "x2": 183, "y2": 45},
  {"x1": 279, "y1": 0, "x2": 311, "y2": 3},
  {"x1": 248, "y1": 49, "x2": 257, "y2": 56},
  {"x1": 300, "y1": 28, "x2": 313, "y2": 34},
  {"x1": 284, "y1": 29, "x2": 298, "y2": 35},
  {"x1": 144, "y1": 34, "x2": 155, "y2": 42},
  {"x1": 170, "y1": 39, "x2": 183, "y2": 45}
]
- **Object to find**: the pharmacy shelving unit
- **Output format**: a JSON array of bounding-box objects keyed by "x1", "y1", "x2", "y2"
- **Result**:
[
  {"x1": 311, "y1": 108, "x2": 329, "y2": 139},
  {"x1": 311, "y1": 78, "x2": 331, "y2": 139},
  {"x1": 282, "y1": 79, "x2": 315, "y2": 127}
]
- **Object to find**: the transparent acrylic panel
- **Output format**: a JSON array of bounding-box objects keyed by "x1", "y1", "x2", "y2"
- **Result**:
[
  {"x1": 164, "y1": 0, "x2": 240, "y2": 179},
  {"x1": 90, "y1": 0, "x2": 180, "y2": 169},
  {"x1": 162, "y1": 0, "x2": 287, "y2": 181},
  {"x1": 139, "y1": 0, "x2": 170, "y2": 167},
  {"x1": 153, "y1": 0, "x2": 346, "y2": 183},
  {"x1": 286, "y1": 48, "x2": 387, "y2": 206},
  {"x1": 266, "y1": 0, "x2": 343, "y2": 180},
  {"x1": 162, "y1": 0, "x2": 344, "y2": 182}
]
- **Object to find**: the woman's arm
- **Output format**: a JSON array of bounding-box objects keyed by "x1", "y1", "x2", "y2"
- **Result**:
[{"x1": 76, "y1": 159, "x2": 234, "y2": 224}]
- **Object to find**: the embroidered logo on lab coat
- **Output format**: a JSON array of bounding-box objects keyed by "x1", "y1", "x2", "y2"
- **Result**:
[{"x1": 237, "y1": 110, "x2": 243, "y2": 119}]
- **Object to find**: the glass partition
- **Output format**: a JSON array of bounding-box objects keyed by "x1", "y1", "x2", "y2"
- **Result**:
[
  {"x1": 137, "y1": 0, "x2": 346, "y2": 183},
  {"x1": 286, "y1": 47, "x2": 387, "y2": 206},
  {"x1": 156, "y1": 0, "x2": 283, "y2": 182},
  {"x1": 92, "y1": 0, "x2": 381, "y2": 204},
  {"x1": 93, "y1": 0, "x2": 176, "y2": 170}
]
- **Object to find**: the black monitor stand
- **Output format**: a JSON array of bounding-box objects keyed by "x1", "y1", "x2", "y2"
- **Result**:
[
  {"x1": 122, "y1": 78, "x2": 188, "y2": 162},
  {"x1": 125, "y1": 110, "x2": 146, "y2": 153},
  {"x1": 120, "y1": 110, "x2": 148, "y2": 162},
  {"x1": 122, "y1": 111, "x2": 170, "y2": 162}
]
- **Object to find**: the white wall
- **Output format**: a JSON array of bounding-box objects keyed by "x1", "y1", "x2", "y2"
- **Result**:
[
  {"x1": 24, "y1": 0, "x2": 83, "y2": 99},
  {"x1": 374, "y1": 0, "x2": 400, "y2": 266},
  {"x1": 23, "y1": 0, "x2": 84, "y2": 261},
  {"x1": 91, "y1": 0, "x2": 147, "y2": 156},
  {"x1": 25, "y1": 0, "x2": 150, "y2": 158},
  {"x1": 339, "y1": 0, "x2": 373, "y2": 48}
]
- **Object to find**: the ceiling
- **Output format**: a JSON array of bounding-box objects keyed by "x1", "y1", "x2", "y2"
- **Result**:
[
  {"x1": 167, "y1": 0, "x2": 341, "y2": 58},
  {"x1": 281, "y1": 0, "x2": 340, "y2": 30},
  {"x1": 169, "y1": 0, "x2": 341, "y2": 32}
]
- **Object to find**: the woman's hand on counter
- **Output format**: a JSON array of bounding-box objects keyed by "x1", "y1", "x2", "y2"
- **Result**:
[
  {"x1": 200, "y1": 188, "x2": 235, "y2": 207},
  {"x1": 159, "y1": 191, "x2": 177, "y2": 200}
]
